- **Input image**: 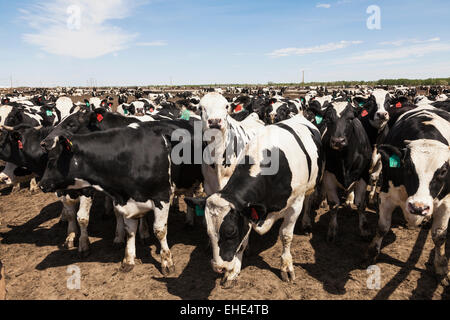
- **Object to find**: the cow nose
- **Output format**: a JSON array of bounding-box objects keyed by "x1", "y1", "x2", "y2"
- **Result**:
[
  {"x1": 407, "y1": 202, "x2": 430, "y2": 216},
  {"x1": 208, "y1": 119, "x2": 222, "y2": 128},
  {"x1": 331, "y1": 137, "x2": 347, "y2": 149},
  {"x1": 377, "y1": 111, "x2": 389, "y2": 120}
]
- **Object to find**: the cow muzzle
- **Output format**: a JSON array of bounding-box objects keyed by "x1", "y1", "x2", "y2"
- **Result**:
[
  {"x1": 38, "y1": 181, "x2": 56, "y2": 193},
  {"x1": 407, "y1": 201, "x2": 431, "y2": 216},
  {"x1": 210, "y1": 258, "x2": 234, "y2": 274},
  {"x1": 331, "y1": 137, "x2": 348, "y2": 150},
  {"x1": 208, "y1": 119, "x2": 223, "y2": 130}
]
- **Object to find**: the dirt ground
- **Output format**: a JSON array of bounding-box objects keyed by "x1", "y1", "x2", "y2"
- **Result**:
[{"x1": 0, "y1": 185, "x2": 449, "y2": 300}]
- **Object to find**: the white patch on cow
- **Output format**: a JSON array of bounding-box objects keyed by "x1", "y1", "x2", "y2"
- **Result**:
[
  {"x1": 115, "y1": 199, "x2": 155, "y2": 220},
  {"x1": 372, "y1": 89, "x2": 390, "y2": 113},
  {"x1": 333, "y1": 101, "x2": 349, "y2": 117},
  {"x1": 128, "y1": 123, "x2": 140, "y2": 129},
  {"x1": 0, "y1": 105, "x2": 13, "y2": 125},
  {"x1": 200, "y1": 93, "x2": 229, "y2": 128}
]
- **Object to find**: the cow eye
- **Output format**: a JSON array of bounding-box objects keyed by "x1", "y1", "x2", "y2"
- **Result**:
[{"x1": 438, "y1": 164, "x2": 449, "y2": 179}]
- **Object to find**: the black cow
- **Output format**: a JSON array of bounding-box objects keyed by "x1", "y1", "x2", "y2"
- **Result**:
[{"x1": 322, "y1": 101, "x2": 372, "y2": 242}]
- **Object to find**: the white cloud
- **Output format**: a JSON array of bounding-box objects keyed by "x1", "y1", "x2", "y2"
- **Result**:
[
  {"x1": 347, "y1": 42, "x2": 450, "y2": 63},
  {"x1": 267, "y1": 40, "x2": 363, "y2": 57},
  {"x1": 21, "y1": 0, "x2": 141, "y2": 59},
  {"x1": 379, "y1": 37, "x2": 441, "y2": 47},
  {"x1": 316, "y1": 3, "x2": 331, "y2": 8},
  {"x1": 136, "y1": 40, "x2": 168, "y2": 47}
]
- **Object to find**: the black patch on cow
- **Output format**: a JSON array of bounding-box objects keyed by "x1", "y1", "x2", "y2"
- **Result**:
[{"x1": 276, "y1": 123, "x2": 312, "y2": 182}]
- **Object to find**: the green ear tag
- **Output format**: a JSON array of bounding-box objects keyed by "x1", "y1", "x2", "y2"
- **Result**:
[
  {"x1": 86, "y1": 102, "x2": 90, "y2": 107},
  {"x1": 46, "y1": 110, "x2": 53, "y2": 116},
  {"x1": 315, "y1": 115, "x2": 323, "y2": 125},
  {"x1": 195, "y1": 205, "x2": 205, "y2": 217},
  {"x1": 124, "y1": 109, "x2": 128, "y2": 115},
  {"x1": 359, "y1": 103, "x2": 364, "y2": 107},
  {"x1": 389, "y1": 154, "x2": 401, "y2": 168},
  {"x1": 180, "y1": 109, "x2": 191, "y2": 120}
]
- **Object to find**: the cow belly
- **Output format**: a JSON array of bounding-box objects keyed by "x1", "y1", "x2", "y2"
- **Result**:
[{"x1": 115, "y1": 199, "x2": 155, "y2": 219}]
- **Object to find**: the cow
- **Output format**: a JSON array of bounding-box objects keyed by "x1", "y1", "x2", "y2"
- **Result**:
[
  {"x1": 366, "y1": 106, "x2": 450, "y2": 284},
  {"x1": 199, "y1": 93, "x2": 265, "y2": 195},
  {"x1": 39, "y1": 120, "x2": 203, "y2": 273},
  {"x1": 185, "y1": 114, "x2": 322, "y2": 287},
  {"x1": 321, "y1": 101, "x2": 373, "y2": 242}
]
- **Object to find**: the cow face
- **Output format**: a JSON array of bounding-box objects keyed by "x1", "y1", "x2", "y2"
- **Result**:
[
  {"x1": 379, "y1": 140, "x2": 450, "y2": 224},
  {"x1": 185, "y1": 194, "x2": 263, "y2": 274},
  {"x1": 200, "y1": 93, "x2": 229, "y2": 131},
  {"x1": 40, "y1": 111, "x2": 91, "y2": 151},
  {"x1": 323, "y1": 102, "x2": 356, "y2": 151},
  {"x1": 39, "y1": 136, "x2": 75, "y2": 193},
  {"x1": 360, "y1": 90, "x2": 391, "y2": 129}
]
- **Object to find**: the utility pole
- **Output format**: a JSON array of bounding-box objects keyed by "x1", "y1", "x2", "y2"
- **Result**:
[
  {"x1": 302, "y1": 70, "x2": 305, "y2": 84},
  {"x1": 10, "y1": 74, "x2": 13, "y2": 89}
]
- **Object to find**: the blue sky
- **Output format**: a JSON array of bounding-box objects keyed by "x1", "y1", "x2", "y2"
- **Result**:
[{"x1": 1, "y1": 0, "x2": 449, "y2": 87}]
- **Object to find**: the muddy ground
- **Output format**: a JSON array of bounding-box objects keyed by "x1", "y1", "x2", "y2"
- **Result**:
[{"x1": 0, "y1": 184, "x2": 449, "y2": 300}]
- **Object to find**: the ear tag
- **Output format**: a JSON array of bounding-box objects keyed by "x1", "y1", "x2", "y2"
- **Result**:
[
  {"x1": 124, "y1": 109, "x2": 128, "y2": 115},
  {"x1": 18, "y1": 140, "x2": 23, "y2": 150},
  {"x1": 46, "y1": 110, "x2": 53, "y2": 116},
  {"x1": 361, "y1": 109, "x2": 369, "y2": 117},
  {"x1": 251, "y1": 208, "x2": 259, "y2": 221},
  {"x1": 234, "y1": 104, "x2": 243, "y2": 113},
  {"x1": 396, "y1": 102, "x2": 402, "y2": 108},
  {"x1": 97, "y1": 114, "x2": 104, "y2": 122},
  {"x1": 180, "y1": 109, "x2": 191, "y2": 120},
  {"x1": 150, "y1": 108, "x2": 154, "y2": 113},
  {"x1": 301, "y1": 98, "x2": 304, "y2": 102},
  {"x1": 315, "y1": 115, "x2": 323, "y2": 125},
  {"x1": 65, "y1": 138, "x2": 73, "y2": 151},
  {"x1": 389, "y1": 154, "x2": 401, "y2": 168},
  {"x1": 86, "y1": 102, "x2": 90, "y2": 107},
  {"x1": 195, "y1": 205, "x2": 205, "y2": 217},
  {"x1": 359, "y1": 103, "x2": 364, "y2": 107}
]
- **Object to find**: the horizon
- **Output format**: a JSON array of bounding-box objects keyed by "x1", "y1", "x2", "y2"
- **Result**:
[{"x1": 1, "y1": 0, "x2": 450, "y2": 87}]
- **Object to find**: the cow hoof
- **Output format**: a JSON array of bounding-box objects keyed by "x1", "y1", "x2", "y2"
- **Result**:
[
  {"x1": 120, "y1": 262, "x2": 134, "y2": 273},
  {"x1": 161, "y1": 265, "x2": 176, "y2": 277},
  {"x1": 281, "y1": 270, "x2": 295, "y2": 283},
  {"x1": 220, "y1": 278, "x2": 237, "y2": 289},
  {"x1": 78, "y1": 250, "x2": 90, "y2": 259},
  {"x1": 64, "y1": 240, "x2": 75, "y2": 250}
]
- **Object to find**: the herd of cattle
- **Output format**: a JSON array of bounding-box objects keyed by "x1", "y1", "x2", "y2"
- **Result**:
[{"x1": 0, "y1": 85, "x2": 449, "y2": 289}]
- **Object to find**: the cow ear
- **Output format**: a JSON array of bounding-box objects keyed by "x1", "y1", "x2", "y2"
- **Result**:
[
  {"x1": 242, "y1": 203, "x2": 267, "y2": 223},
  {"x1": 184, "y1": 197, "x2": 207, "y2": 210},
  {"x1": 378, "y1": 144, "x2": 406, "y2": 168},
  {"x1": 59, "y1": 136, "x2": 75, "y2": 153},
  {"x1": 353, "y1": 97, "x2": 368, "y2": 108}
]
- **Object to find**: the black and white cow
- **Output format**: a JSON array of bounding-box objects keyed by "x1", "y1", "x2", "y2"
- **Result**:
[
  {"x1": 366, "y1": 106, "x2": 450, "y2": 283},
  {"x1": 185, "y1": 115, "x2": 322, "y2": 287},
  {"x1": 199, "y1": 93, "x2": 264, "y2": 195},
  {"x1": 39, "y1": 120, "x2": 203, "y2": 273},
  {"x1": 322, "y1": 101, "x2": 373, "y2": 242}
]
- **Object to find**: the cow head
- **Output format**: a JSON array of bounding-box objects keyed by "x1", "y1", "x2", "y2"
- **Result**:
[
  {"x1": 40, "y1": 110, "x2": 93, "y2": 151},
  {"x1": 200, "y1": 93, "x2": 229, "y2": 131},
  {"x1": 358, "y1": 90, "x2": 391, "y2": 129},
  {"x1": 323, "y1": 102, "x2": 356, "y2": 151},
  {"x1": 185, "y1": 194, "x2": 265, "y2": 275},
  {"x1": 379, "y1": 140, "x2": 450, "y2": 225},
  {"x1": 39, "y1": 135, "x2": 76, "y2": 193}
]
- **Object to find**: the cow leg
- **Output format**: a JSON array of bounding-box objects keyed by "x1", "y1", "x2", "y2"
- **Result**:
[
  {"x1": 431, "y1": 202, "x2": 450, "y2": 285},
  {"x1": 324, "y1": 174, "x2": 340, "y2": 242},
  {"x1": 61, "y1": 200, "x2": 78, "y2": 249},
  {"x1": 366, "y1": 193, "x2": 395, "y2": 265},
  {"x1": 280, "y1": 197, "x2": 304, "y2": 282},
  {"x1": 29, "y1": 177, "x2": 40, "y2": 194},
  {"x1": 300, "y1": 195, "x2": 312, "y2": 235},
  {"x1": 354, "y1": 179, "x2": 371, "y2": 240},
  {"x1": 77, "y1": 196, "x2": 93, "y2": 258},
  {"x1": 113, "y1": 208, "x2": 125, "y2": 248},
  {"x1": 138, "y1": 217, "x2": 151, "y2": 245},
  {"x1": 345, "y1": 191, "x2": 355, "y2": 207},
  {"x1": 185, "y1": 205, "x2": 195, "y2": 228},
  {"x1": 103, "y1": 195, "x2": 114, "y2": 219},
  {"x1": 120, "y1": 217, "x2": 138, "y2": 272},
  {"x1": 153, "y1": 202, "x2": 175, "y2": 276}
]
